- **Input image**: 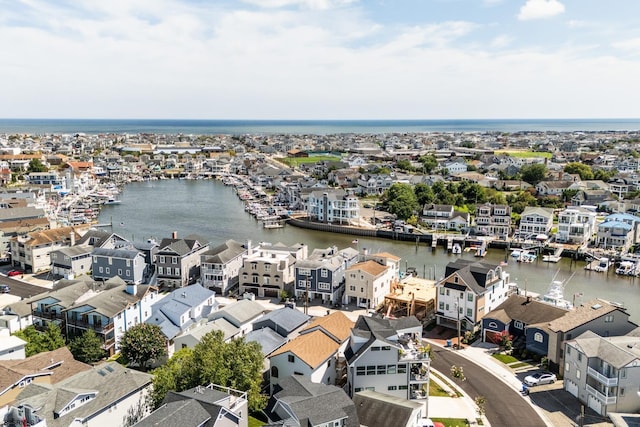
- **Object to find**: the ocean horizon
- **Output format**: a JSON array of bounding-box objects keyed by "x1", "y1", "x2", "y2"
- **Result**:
[{"x1": 1, "y1": 118, "x2": 639, "y2": 135}]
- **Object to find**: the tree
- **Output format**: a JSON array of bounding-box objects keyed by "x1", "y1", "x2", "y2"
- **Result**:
[
  {"x1": 419, "y1": 154, "x2": 438, "y2": 174},
  {"x1": 27, "y1": 158, "x2": 48, "y2": 173},
  {"x1": 519, "y1": 163, "x2": 547, "y2": 185},
  {"x1": 119, "y1": 323, "x2": 167, "y2": 370},
  {"x1": 414, "y1": 183, "x2": 434, "y2": 206},
  {"x1": 14, "y1": 324, "x2": 65, "y2": 357},
  {"x1": 69, "y1": 330, "x2": 105, "y2": 363},
  {"x1": 396, "y1": 159, "x2": 414, "y2": 172},
  {"x1": 564, "y1": 162, "x2": 594, "y2": 180},
  {"x1": 150, "y1": 331, "x2": 266, "y2": 412},
  {"x1": 381, "y1": 183, "x2": 418, "y2": 220}
]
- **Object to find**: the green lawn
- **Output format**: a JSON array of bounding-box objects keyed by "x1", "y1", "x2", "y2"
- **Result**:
[
  {"x1": 429, "y1": 380, "x2": 451, "y2": 397},
  {"x1": 431, "y1": 418, "x2": 471, "y2": 427},
  {"x1": 492, "y1": 353, "x2": 519, "y2": 364},
  {"x1": 495, "y1": 150, "x2": 552, "y2": 159},
  {"x1": 509, "y1": 362, "x2": 531, "y2": 369},
  {"x1": 248, "y1": 416, "x2": 264, "y2": 427},
  {"x1": 276, "y1": 155, "x2": 341, "y2": 167}
]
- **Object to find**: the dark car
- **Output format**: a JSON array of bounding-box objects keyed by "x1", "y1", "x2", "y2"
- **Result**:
[
  {"x1": 7, "y1": 269, "x2": 24, "y2": 277},
  {"x1": 0, "y1": 284, "x2": 10, "y2": 293}
]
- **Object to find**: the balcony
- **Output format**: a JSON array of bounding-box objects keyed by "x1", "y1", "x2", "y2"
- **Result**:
[
  {"x1": 66, "y1": 318, "x2": 114, "y2": 333},
  {"x1": 586, "y1": 384, "x2": 617, "y2": 405},
  {"x1": 587, "y1": 367, "x2": 618, "y2": 387},
  {"x1": 33, "y1": 309, "x2": 64, "y2": 321},
  {"x1": 102, "y1": 337, "x2": 116, "y2": 350}
]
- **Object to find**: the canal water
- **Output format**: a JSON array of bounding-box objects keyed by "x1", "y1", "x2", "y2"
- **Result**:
[{"x1": 99, "y1": 179, "x2": 640, "y2": 323}]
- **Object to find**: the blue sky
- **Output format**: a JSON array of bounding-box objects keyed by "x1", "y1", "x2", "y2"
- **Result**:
[{"x1": 1, "y1": 0, "x2": 639, "y2": 120}]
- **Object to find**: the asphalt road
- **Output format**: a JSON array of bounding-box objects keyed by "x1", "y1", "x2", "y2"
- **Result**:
[
  {"x1": 0, "y1": 276, "x2": 49, "y2": 299},
  {"x1": 430, "y1": 346, "x2": 547, "y2": 427}
]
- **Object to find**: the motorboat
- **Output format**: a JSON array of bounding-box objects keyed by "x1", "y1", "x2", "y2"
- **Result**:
[{"x1": 452, "y1": 243, "x2": 462, "y2": 254}]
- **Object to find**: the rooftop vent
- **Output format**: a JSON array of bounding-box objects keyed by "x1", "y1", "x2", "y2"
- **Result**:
[{"x1": 591, "y1": 304, "x2": 603, "y2": 310}]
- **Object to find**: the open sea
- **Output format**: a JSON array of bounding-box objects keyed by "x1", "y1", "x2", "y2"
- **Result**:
[{"x1": 1, "y1": 118, "x2": 640, "y2": 135}]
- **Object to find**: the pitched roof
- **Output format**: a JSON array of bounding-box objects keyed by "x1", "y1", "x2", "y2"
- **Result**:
[
  {"x1": 133, "y1": 399, "x2": 212, "y2": 427},
  {"x1": 571, "y1": 331, "x2": 640, "y2": 369},
  {"x1": 347, "y1": 260, "x2": 389, "y2": 277},
  {"x1": 245, "y1": 328, "x2": 288, "y2": 356},
  {"x1": 254, "y1": 307, "x2": 310, "y2": 335},
  {"x1": 299, "y1": 311, "x2": 354, "y2": 343},
  {"x1": 270, "y1": 330, "x2": 339, "y2": 369},
  {"x1": 486, "y1": 295, "x2": 569, "y2": 325},
  {"x1": 545, "y1": 299, "x2": 626, "y2": 333},
  {"x1": 201, "y1": 239, "x2": 245, "y2": 263},
  {"x1": 353, "y1": 390, "x2": 423, "y2": 427},
  {"x1": 208, "y1": 299, "x2": 265, "y2": 327}
]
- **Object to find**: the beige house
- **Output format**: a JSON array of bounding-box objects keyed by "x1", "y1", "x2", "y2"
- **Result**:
[
  {"x1": 10, "y1": 225, "x2": 88, "y2": 273},
  {"x1": 343, "y1": 260, "x2": 393, "y2": 309}
]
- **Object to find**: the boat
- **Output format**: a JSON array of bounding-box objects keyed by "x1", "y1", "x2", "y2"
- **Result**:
[
  {"x1": 537, "y1": 272, "x2": 575, "y2": 309},
  {"x1": 616, "y1": 261, "x2": 636, "y2": 276},
  {"x1": 518, "y1": 251, "x2": 537, "y2": 263},
  {"x1": 542, "y1": 254, "x2": 561, "y2": 263},
  {"x1": 452, "y1": 243, "x2": 462, "y2": 254},
  {"x1": 104, "y1": 198, "x2": 121, "y2": 205}
]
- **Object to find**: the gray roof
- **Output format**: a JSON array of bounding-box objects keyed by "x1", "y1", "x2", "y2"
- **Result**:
[
  {"x1": 133, "y1": 399, "x2": 212, "y2": 427},
  {"x1": 185, "y1": 318, "x2": 240, "y2": 342},
  {"x1": 253, "y1": 307, "x2": 310, "y2": 335},
  {"x1": 353, "y1": 390, "x2": 422, "y2": 427},
  {"x1": 486, "y1": 294, "x2": 569, "y2": 326},
  {"x1": 572, "y1": 331, "x2": 640, "y2": 369},
  {"x1": 54, "y1": 245, "x2": 93, "y2": 258},
  {"x1": 148, "y1": 285, "x2": 216, "y2": 339},
  {"x1": 0, "y1": 206, "x2": 45, "y2": 221},
  {"x1": 16, "y1": 362, "x2": 152, "y2": 427},
  {"x1": 92, "y1": 246, "x2": 143, "y2": 259},
  {"x1": 63, "y1": 282, "x2": 155, "y2": 319},
  {"x1": 245, "y1": 328, "x2": 287, "y2": 356},
  {"x1": 208, "y1": 299, "x2": 265, "y2": 327},
  {"x1": 202, "y1": 239, "x2": 246, "y2": 264},
  {"x1": 158, "y1": 235, "x2": 208, "y2": 256}
]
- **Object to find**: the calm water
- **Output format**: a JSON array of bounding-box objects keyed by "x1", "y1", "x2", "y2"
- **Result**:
[
  {"x1": 2, "y1": 118, "x2": 640, "y2": 135},
  {"x1": 99, "y1": 179, "x2": 640, "y2": 323}
]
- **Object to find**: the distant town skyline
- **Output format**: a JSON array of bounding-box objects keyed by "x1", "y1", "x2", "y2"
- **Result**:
[{"x1": 2, "y1": 0, "x2": 639, "y2": 120}]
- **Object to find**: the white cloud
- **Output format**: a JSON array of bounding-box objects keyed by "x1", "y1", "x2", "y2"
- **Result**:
[
  {"x1": 490, "y1": 34, "x2": 513, "y2": 49},
  {"x1": 612, "y1": 37, "x2": 640, "y2": 52},
  {"x1": 518, "y1": 0, "x2": 565, "y2": 21}
]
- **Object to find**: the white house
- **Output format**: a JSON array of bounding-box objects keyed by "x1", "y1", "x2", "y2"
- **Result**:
[
  {"x1": 517, "y1": 207, "x2": 554, "y2": 239},
  {"x1": 342, "y1": 260, "x2": 394, "y2": 309},
  {"x1": 0, "y1": 332, "x2": 26, "y2": 360},
  {"x1": 556, "y1": 206, "x2": 597, "y2": 245}
]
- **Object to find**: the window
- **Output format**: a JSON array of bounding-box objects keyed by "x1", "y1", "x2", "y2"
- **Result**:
[
  {"x1": 445, "y1": 304, "x2": 449, "y2": 311},
  {"x1": 99, "y1": 266, "x2": 103, "y2": 273},
  {"x1": 387, "y1": 385, "x2": 397, "y2": 391},
  {"x1": 604, "y1": 315, "x2": 614, "y2": 323},
  {"x1": 172, "y1": 256, "x2": 177, "y2": 264},
  {"x1": 534, "y1": 332, "x2": 543, "y2": 343},
  {"x1": 397, "y1": 364, "x2": 407, "y2": 374},
  {"x1": 387, "y1": 365, "x2": 396, "y2": 374},
  {"x1": 366, "y1": 366, "x2": 375, "y2": 375},
  {"x1": 514, "y1": 320, "x2": 524, "y2": 329},
  {"x1": 159, "y1": 256, "x2": 165, "y2": 263},
  {"x1": 446, "y1": 289, "x2": 450, "y2": 296},
  {"x1": 620, "y1": 387, "x2": 625, "y2": 396},
  {"x1": 576, "y1": 369, "x2": 581, "y2": 379},
  {"x1": 399, "y1": 385, "x2": 408, "y2": 390},
  {"x1": 467, "y1": 293, "x2": 473, "y2": 302},
  {"x1": 350, "y1": 286, "x2": 355, "y2": 291},
  {"x1": 577, "y1": 353, "x2": 582, "y2": 362},
  {"x1": 356, "y1": 367, "x2": 365, "y2": 376},
  {"x1": 265, "y1": 264, "x2": 271, "y2": 271},
  {"x1": 166, "y1": 267, "x2": 172, "y2": 275},
  {"x1": 105, "y1": 267, "x2": 110, "y2": 274},
  {"x1": 488, "y1": 322, "x2": 498, "y2": 329},
  {"x1": 439, "y1": 302, "x2": 444, "y2": 310},
  {"x1": 321, "y1": 269, "x2": 328, "y2": 278},
  {"x1": 118, "y1": 269, "x2": 123, "y2": 275},
  {"x1": 439, "y1": 287, "x2": 444, "y2": 295},
  {"x1": 288, "y1": 355, "x2": 295, "y2": 363},
  {"x1": 466, "y1": 308, "x2": 472, "y2": 317},
  {"x1": 271, "y1": 366, "x2": 279, "y2": 378},
  {"x1": 158, "y1": 267, "x2": 164, "y2": 275},
  {"x1": 318, "y1": 283, "x2": 331, "y2": 291},
  {"x1": 565, "y1": 362, "x2": 570, "y2": 373},
  {"x1": 377, "y1": 365, "x2": 386, "y2": 375}
]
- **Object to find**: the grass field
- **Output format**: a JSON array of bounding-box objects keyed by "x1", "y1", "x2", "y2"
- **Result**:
[
  {"x1": 495, "y1": 150, "x2": 552, "y2": 159},
  {"x1": 492, "y1": 353, "x2": 519, "y2": 364},
  {"x1": 431, "y1": 417, "x2": 472, "y2": 427},
  {"x1": 276, "y1": 155, "x2": 341, "y2": 167}
]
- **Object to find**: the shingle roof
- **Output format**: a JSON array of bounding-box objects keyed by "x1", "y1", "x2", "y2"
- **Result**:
[
  {"x1": 270, "y1": 330, "x2": 339, "y2": 369},
  {"x1": 208, "y1": 299, "x2": 265, "y2": 327},
  {"x1": 353, "y1": 390, "x2": 422, "y2": 427},
  {"x1": 299, "y1": 311, "x2": 354, "y2": 343},
  {"x1": 201, "y1": 239, "x2": 245, "y2": 264},
  {"x1": 572, "y1": 332, "x2": 640, "y2": 369},
  {"x1": 545, "y1": 299, "x2": 624, "y2": 332},
  {"x1": 347, "y1": 260, "x2": 388, "y2": 277},
  {"x1": 245, "y1": 328, "x2": 287, "y2": 356},
  {"x1": 254, "y1": 307, "x2": 310, "y2": 335},
  {"x1": 133, "y1": 399, "x2": 212, "y2": 427},
  {"x1": 486, "y1": 295, "x2": 569, "y2": 325}
]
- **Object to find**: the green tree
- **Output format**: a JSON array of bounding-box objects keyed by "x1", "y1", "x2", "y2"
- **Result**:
[
  {"x1": 381, "y1": 183, "x2": 418, "y2": 220},
  {"x1": 418, "y1": 154, "x2": 438, "y2": 174},
  {"x1": 14, "y1": 324, "x2": 65, "y2": 357},
  {"x1": 414, "y1": 183, "x2": 435, "y2": 206},
  {"x1": 564, "y1": 162, "x2": 594, "y2": 180},
  {"x1": 119, "y1": 323, "x2": 167, "y2": 370},
  {"x1": 519, "y1": 163, "x2": 547, "y2": 185},
  {"x1": 27, "y1": 158, "x2": 48, "y2": 173},
  {"x1": 594, "y1": 168, "x2": 617, "y2": 181},
  {"x1": 68, "y1": 330, "x2": 105, "y2": 363},
  {"x1": 396, "y1": 159, "x2": 415, "y2": 172}
]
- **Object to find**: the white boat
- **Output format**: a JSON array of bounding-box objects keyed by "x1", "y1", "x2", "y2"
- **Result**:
[
  {"x1": 452, "y1": 243, "x2": 462, "y2": 254},
  {"x1": 542, "y1": 254, "x2": 561, "y2": 263},
  {"x1": 518, "y1": 251, "x2": 537, "y2": 263},
  {"x1": 616, "y1": 261, "x2": 636, "y2": 276},
  {"x1": 537, "y1": 273, "x2": 575, "y2": 309}
]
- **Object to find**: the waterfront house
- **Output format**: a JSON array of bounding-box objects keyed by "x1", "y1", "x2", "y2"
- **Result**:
[
  {"x1": 563, "y1": 329, "x2": 640, "y2": 417},
  {"x1": 156, "y1": 233, "x2": 210, "y2": 288},
  {"x1": 517, "y1": 206, "x2": 554, "y2": 239},
  {"x1": 146, "y1": 284, "x2": 216, "y2": 357},
  {"x1": 10, "y1": 225, "x2": 88, "y2": 273},
  {"x1": 533, "y1": 299, "x2": 637, "y2": 375},
  {"x1": 595, "y1": 213, "x2": 640, "y2": 251},
  {"x1": 0, "y1": 347, "x2": 91, "y2": 407},
  {"x1": 264, "y1": 375, "x2": 359, "y2": 427},
  {"x1": 474, "y1": 203, "x2": 512, "y2": 239},
  {"x1": 200, "y1": 239, "x2": 246, "y2": 296},
  {"x1": 481, "y1": 294, "x2": 568, "y2": 354},
  {"x1": 305, "y1": 189, "x2": 360, "y2": 225},
  {"x1": 421, "y1": 204, "x2": 454, "y2": 230},
  {"x1": 556, "y1": 206, "x2": 598, "y2": 245},
  {"x1": 342, "y1": 259, "x2": 393, "y2": 309},
  {"x1": 345, "y1": 315, "x2": 429, "y2": 403},
  {"x1": 91, "y1": 245, "x2": 148, "y2": 284},
  {"x1": 14, "y1": 361, "x2": 152, "y2": 427},
  {"x1": 50, "y1": 246, "x2": 93, "y2": 279},
  {"x1": 436, "y1": 259, "x2": 512, "y2": 334},
  {"x1": 356, "y1": 174, "x2": 394, "y2": 196},
  {"x1": 353, "y1": 390, "x2": 428, "y2": 427},
  {"x1": 238, "y1": 242, "x2": 307, "y2": 299},
  {"x1": 134, "y1": 384, "x2": 249, "y2": 427},
  {"x1": 294, "y1": 246, "x2": 359, "y2": 305}
]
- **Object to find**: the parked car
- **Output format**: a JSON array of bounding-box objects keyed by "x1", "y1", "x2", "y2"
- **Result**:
[
  {"x1": 0, "y1": 284, "x2": 10, "y2": 293},
  {"x1": 523, "y1": 372, "x2": 557, "y2": 386},
  {"x1": 7, "y1": 269, "x2": 23, "y2": 277}
]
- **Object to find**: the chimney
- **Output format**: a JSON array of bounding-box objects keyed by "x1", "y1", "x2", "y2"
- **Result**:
[
  {"x1": 70, "y1": 231, "x2": 75, "y2": 246},
  {"x1": 126, "y1": 283, "x2": 138, "y2": 295},
  {"x1": 172, "y1": 231, "x2": 178, "y2": 239},
  {"x1": 247, "y1": 240, "x2": 253, "y2": 256}
]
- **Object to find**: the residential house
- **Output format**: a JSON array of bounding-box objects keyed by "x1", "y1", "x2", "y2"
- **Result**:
[
  {"x1": 14, "y1": 361, "x2": 152, "y2": 427},
  {"x1": 134, "y1": 384, "x2": 249, "y2": 427},
  {"x1": 201, "y1": 239, "x2": 247, "y2": 296},
  {"x1": 345, "y1": 315, "x2": 430, "y2": 402},
  {"x1": 474, "y1": 204, "x2": 512, "y2": 238},
  {"x1": 353, "y1": 390, "x2": 428, "y2": 427},
  {"x1": 0, "y1": 333, "x2": 26, "y2": 360},
  {"x1": 535, "y1": 180, "x2": 572, "y2": 197},
  {"x1": 50, "y1": 246, "x2": 93, "y2": 279},
  {"x1": 0, "y1": 300, "x2": 33, "y2": 333},
  {"x1": 10, "y1": 226, "x2": 88, "y2": 273},
  {"x1": 356, "y1": 174, "x2": 394, "y2": 196},
  {"x1": 443, "y1": 161, "x2": 468, "y2": 175},
  {"x1": 517, "y1": 207, "x2": 554, "y2": 239},
  {"x1": 251, "y1": 306, "x2": 310, "y2": 338},
  {"x1": 0, "y1": 347, "x2": 91, "y2": 407},
  {"x1": 563, "y1": 329, "x2": 640, "y2": 417},
  {"x1": 91, "y1": 246, "x2": 149, "y2": 284},
  {"x1": 595, "y1": 213, "x2": 640, "y2": 251},
  {"x1": 421, "y1": 204, "x2": 453, "y2": 231},
  {"x1": 146, "y1": 284, "x2": 216, "y2": 357},
  {"x1": 436, "y1": 259, "x2": 512, "y2": 334},
  {"x1": 294, "y1": 246, "x2": 359, "y2": 305},
  {"x1": 530, "y1": 299, "x2": 637, "y2": 374},
  {"x1": 306, "y1": 189, "x2": 360, "y2": 225},
  {"x1": 264, "y1": 375, "x2": 359, "y2": 427},
  {"x1": 481, "y1": 294, "x2": 568, "y2": 355},
  {"x1": 239, "y1": 242, "x2": 307, "y2": 299},
  {"x1": 342, "y1": 260, "x2": 394, "y2": 309},
  {"x1": 207, "y1": 298, "x2": 266, "y2": 337},
  {"x1": 156, "y1": 233, "x2": 210, "y2": 288},
  {"x1": 556, "y1": 207, "x2": 598, "y2": 245}
]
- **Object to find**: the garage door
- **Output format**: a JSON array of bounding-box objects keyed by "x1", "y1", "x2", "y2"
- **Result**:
[
  {"x1": 566, "y1": 380, "x2": 578, "y2": 397},
  {"x1": 587, "y1": 395, "x2": 602, "y2": 415},
  {"x1": 485, "y1": 330, "x2": 502, "y2": 344}
]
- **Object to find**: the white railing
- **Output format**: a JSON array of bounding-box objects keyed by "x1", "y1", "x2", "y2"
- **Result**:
[
  {"x1": 586, "y1": 384, "x2": 617, "y2": 405},
  {"x1": 587, "y1": 366, "x2": 618, "y2": 387}
]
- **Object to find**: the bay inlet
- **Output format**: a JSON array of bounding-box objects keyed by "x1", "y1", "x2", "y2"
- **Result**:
[{"x1": 98, "y1": 179, "x2": 640, "y2": 323}]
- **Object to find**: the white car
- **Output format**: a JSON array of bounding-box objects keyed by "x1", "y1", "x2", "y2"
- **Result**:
[{"x1": 524, "y1": 372, "x2": 557, "y2": 386}]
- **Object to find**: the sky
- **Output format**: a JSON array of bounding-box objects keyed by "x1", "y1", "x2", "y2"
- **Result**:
[{"x1": 1, "y1": 0, "x2": 640, "y2": 120}]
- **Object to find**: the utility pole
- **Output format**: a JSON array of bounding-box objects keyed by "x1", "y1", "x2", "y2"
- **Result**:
[{"x1": 456, "y1": 296, "x2": 462, "y2": 349}]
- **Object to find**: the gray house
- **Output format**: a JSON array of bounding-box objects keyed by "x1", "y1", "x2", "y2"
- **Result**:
[
  {"x1": 50, "y1": 246, "x2": 93, "y2": 279},
  {"x1": 91, "y1": 246, "x2": 148, "y2": 284},
  {"x1": 200, "y1": 239, "x2": 246, "y2": 296},
  {"x1": 156, "y1": 233, "x2": 210, "y2": 288}
]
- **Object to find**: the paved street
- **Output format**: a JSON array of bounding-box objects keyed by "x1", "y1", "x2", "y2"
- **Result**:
[{"x1": 0, "y1": 275, "x2": 51, "y2": 299}]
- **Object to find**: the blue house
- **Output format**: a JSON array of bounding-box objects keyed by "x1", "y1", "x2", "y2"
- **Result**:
[{"x1": 91, "y1": 246, "x2": 148, "y2": 284}]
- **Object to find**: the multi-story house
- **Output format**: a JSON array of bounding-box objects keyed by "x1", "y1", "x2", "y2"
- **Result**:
[
  {"x1": 50, "y1": 246, "x2": 93, "y2": 279},
  {"x1": 10, "y1": 226, "x2": 87, "y2": 273},
  {"x1": 356, "y1": 174, "x2": 394, "y2": 196},
  {"x1": 556, "y1": 206, "x2": 598, "y2": 245},
  {"x1": 342, "y1": 259, "x2": 393, "y2": 309},
  {"x1": 92, "y1": 246, "x2": 149, "y2": 284},
  {"x1": 200, "y1": 239, "x2": 246, "y2": 295},
  {"x1": 156, "y1": 233, "x2": 209, "y2": 288},
  {"x1": 596, "y1": 213, "x2": 640, "y2": 251},
  {"x1": 294, "y1": 246, "x2": 359, "y2": 305},
  {"x1": 146, "y1": 284, "x2": 216, "y2": 358},
  {"x1": 474, "y1": 204, "x2": 512, "y2": 238},
  {"x1": 436, "y1": 259, "x2": 512, "y2": 334},
  {"x1": 421, "y1": 204, "x2": 454, "y2": 230},
  {"x1": 239, "y1": 242, "x2": 307, "y2": 298},
  {"x1": 306, "y1": 189, "x2": 360, "y2": 225},
  {"x1": 345, "y1": 315, "x2": 429, "y2": 402},
  {"x1": 517, "y1": 207, "x2": 554, "y2": 239},
  {"x1": 25, "y1": 171, "x2": 65, "y2": 187},
  {"x1": 206, "y1": 298, "x2": 266, "y2": 337},
  {"x1": 354, "y1": 390, "x2": 428, "y2": 427},
  {"x1": 564, "y1": 329, "x2": 640, "y2": 417}
]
